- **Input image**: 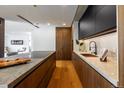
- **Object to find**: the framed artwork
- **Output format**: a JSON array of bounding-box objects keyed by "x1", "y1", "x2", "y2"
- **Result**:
[{"x1": 11, "y1": 40, "x2": 23, "y2": 45}]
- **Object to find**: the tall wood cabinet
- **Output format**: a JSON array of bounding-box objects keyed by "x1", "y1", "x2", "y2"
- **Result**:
[
  {"x1": 0, "y1": 18, "x2": 4, "y2": 58},
  {"x1": 118, "y1": 5, "x2": 124, "y2": 87},
  {"x1": 56, "y1": 27, "x2": 72, "y2": 60}
]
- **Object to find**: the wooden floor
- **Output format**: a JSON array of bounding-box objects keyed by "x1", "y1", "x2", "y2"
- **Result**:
[{"x1": 47, "y1": 60, "x2": 82, "y2": 88}]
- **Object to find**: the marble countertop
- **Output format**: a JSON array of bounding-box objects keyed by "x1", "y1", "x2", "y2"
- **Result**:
[
  {"x1": 74, "y1": 51, "x2": 118, "y2": 87},
  {"x1": 0, "y1": 51, "x2": 55, "y2": 88}
]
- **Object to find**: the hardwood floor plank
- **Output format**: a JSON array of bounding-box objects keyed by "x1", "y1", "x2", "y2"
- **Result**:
[{"x1": 47, "y1": 60, "x2": 82, "y2": 88}]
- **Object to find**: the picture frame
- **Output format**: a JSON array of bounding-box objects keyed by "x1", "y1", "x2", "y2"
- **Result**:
[{"x1": 11, "y1": 40, "x2": 23, "y2": 45}]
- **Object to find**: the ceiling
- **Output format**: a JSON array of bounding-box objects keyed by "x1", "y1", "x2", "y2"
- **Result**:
[
  {"x1": 0, "y1": 5, "x2": 78, "y2": 27},
  {"x1": 74, "y1": 5, "x2": 88, "y2": 21}
]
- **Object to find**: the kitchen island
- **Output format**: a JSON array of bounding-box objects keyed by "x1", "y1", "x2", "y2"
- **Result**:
[{"x1": 0, "y1": 51, "x2": 56, "y2": 88}]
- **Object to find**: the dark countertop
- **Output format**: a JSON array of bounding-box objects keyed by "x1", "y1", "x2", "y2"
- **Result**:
[{"x1": 0, "y1": 51, "x2": 55, "y2": 88}]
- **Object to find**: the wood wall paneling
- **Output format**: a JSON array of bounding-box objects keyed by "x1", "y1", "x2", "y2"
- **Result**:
[
  {"x1": 118, "y1": 5, "x2": 124, "y2": 87},
  {"x1": 56, "y1": 27, "x2": 72, "y2": 60}
]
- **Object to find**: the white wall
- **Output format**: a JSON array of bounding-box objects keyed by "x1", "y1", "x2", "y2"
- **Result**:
[
  {"x1": 5, "y1": 32, "x2": 31, "y2": 52},
  {"x1": 5, "y1": 20, "x2": 56, "y2": 52},
  {"x1": 84, "y1": 32, "x2": 118, "y2": 56},
  {"x1": 5, "y1": 20, "x2": 32, "y2": 53},
  {"x1": 31, "y1": 25, "x2": 56, "y2": 51},
  {"x1": 84, "y1": 32, "x2": 118, "y2": 62}
]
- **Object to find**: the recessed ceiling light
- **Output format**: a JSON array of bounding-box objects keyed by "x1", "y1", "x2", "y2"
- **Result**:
[
  {"x1": 47, "y1": 23, "x2": 50, "y2": 26},
  {"x1": 63, "y1": 23, "x2": 66, "y2": 26}
]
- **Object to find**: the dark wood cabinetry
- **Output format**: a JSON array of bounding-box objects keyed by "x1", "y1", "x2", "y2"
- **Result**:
[
  {"x1": 79, "y1": 5, "x2": 116, "y2": 39},
  {"x1": 56, "y1": 27, "x2": 72, "y2": 60},
  {"x1": 0, "y1": 18, "x2": 4, "y2": 57},
  {"x1": 72, "y1": 52, "x2": 115, "y2": 88},
  {"x1": 118, "y1": 6, "x2": 124, "y2": 87},
  {"x1": 14, "y1": 52, "x2": 56, "y2": 88}
]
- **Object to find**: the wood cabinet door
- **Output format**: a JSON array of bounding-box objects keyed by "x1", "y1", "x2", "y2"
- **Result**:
[
  {"x1": 15, "y1": 53, "x2": 56, "y2": 88},
  {"x1": 118, "y1": 5, "x2": 124, "y2": 88},
  {"x1": 0, "y1": 18, "x2": 4, "y2": 58},
  {"x1": 56, "y1": 27, "x2": 72, "y2": 60},
  {"x1": 72, "y1": 52, "x2": 115, "y2": 88}
]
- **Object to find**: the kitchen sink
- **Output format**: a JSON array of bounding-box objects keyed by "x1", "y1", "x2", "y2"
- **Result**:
[{"x1": 80, "y1": 53, "x2": 97, "y2": 57}]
